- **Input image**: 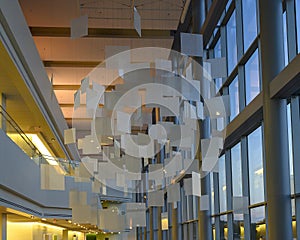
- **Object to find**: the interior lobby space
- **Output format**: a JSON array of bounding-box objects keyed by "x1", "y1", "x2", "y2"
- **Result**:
[{"x1": 0, "y1": 0, "x2": 300, "y2": 239}]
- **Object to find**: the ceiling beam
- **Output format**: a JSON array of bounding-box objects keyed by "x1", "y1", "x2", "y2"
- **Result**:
[
  {"x1": 52, "y1": 85, "x2": 115, "y2": 91},
  {"x1": 44, "y1": 60, "x2": 101, "y2": 68},
  {"x1": 30, "y1": 27, "x2": 175, "y2": 39}
]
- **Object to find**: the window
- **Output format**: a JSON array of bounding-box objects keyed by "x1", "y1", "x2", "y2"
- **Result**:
[
  {"x1": 242, "y1": 0, "x2": 258, "y2": 51},
  {"x1": 245, "y1": 49, "x2": 260, "y2": 105},
  {"x1": 283, "y1": 11, "x2": 289, "y2": 66},
  {"x1": 250, "y1": 206, "x2": 266, "y2": 239},
  {"x1": 218, "y1": 155, "x2": 227, "y2": 213},
  {"x1": 229, "y1": 77, "x2": 239, "y2": 121},
  {"x1": 210, "y1": 173, "x2": 215, "y2": 215},
  {"x1": 231, "y1": 143, "x2": 242, "y2": 197},
  {"x1": 226, "y1": 11, "x2": 238, "y2": 74},
  {"x1": 220, "y1": 214, "x2": 228, "y2": 239},
  {"x1": 287, "y1": 104, "x2": 294, "y2": 195},
  {"x1": 296, "y1": 0, "x2": 300, "y2": 53},
  {"x1": 248, "y1": 127, "x2": 265, "y2": 205},
  {"x1": 214, "y1": 39, "x2": 223, "y2": 92}
]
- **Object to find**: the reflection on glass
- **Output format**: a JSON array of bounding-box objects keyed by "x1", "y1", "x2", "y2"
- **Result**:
[
  {"x1": 220, "y1": 214, "x2": 228, "y2": 239},
  {"x1": 233, "y1": 213, "x2": 245, "y2": 240},
  {"x1": 283, "y1": 11, "x2": 288, "y2": 66},
  {"x1": 292, "y1": 219, "x2": 297, "y2": 239},
  {"x1": 219, "y1": 155, "x2": 227, "y2": 213},
  {"x1": 226, "y1": 11, "x2": 237, "y2": 74},
  {"x1": 292, "y1": 199, "x2": 296, "y2": 217},
  {"x1": 229, "y1": 77, "x2": 239, "y2": 121},
  {"x1": 296, "y1": 0, "x2": 300, "y2": 53},
  {"x1": 210, "y1": 173, "x2": 215, "y2": 215},
  {"x1": 250, "y1": 207, "x2": 266, "y2": 239},
  {"x1": 245, "y1": 50, "x2": 260, "y2": 105},
  {"x1": 213, "y1": 225, "x2": 216, "y2": 240},
  {"x1": 214, "y1": 39, "x2": 223, "y2": 93},
  {"x1": 215, "y1": 78, "x2": 223, "y2": 93},
  {"x1": 231, "y1": 143, "x2": 242, "y2": 197},
  {"x1": 214, "y1": 39, "x2": 222, "y2": 58},
  {"x1": 242, "y1": 0, "x2": 258, "y2": 51},
  {"x1": 248, "y1": 127, "x2": 265, "y2": 205},
  {"x1": 287, "y1": 104, "x2": 294, "y2": 195}
]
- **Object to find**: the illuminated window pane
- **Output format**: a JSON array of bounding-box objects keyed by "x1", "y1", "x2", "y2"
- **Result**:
[
  {"x1": 248, "y1": 127, "x2": 265, "y2": 205},
  {"x1": 226, "y1": 11, "x2": 237, "y2": 74},
  {"x1": 218, "y1": 155, "x2": 227, "y2": 213},
  {"x1": 296, "y1": 0, "x2": 300, "y2": 53},
  {"x1": 245, "y1": 50, "x2": 260, "y2": 105},
  {"x1": 283, "y1": 11, "x2": 289, "y2": 66},
  {"x1": 231, "y1": 143, "x2": 242, "y2": 197},
  {"x1": 250, "y1": 206, "x2": 266, "y2": 239},
  {"x1": 210, "y1": 173, "x2": 215, "y2": 215},
  {"x1": 287, "y1": 104, "x2": 294, "y2": 195},
  {"x1": 242, "y1": 0, "x2": 258, "y2": 51},
  {"x1": 229, "y1": 77, "x2": 239, "y2": 121}
]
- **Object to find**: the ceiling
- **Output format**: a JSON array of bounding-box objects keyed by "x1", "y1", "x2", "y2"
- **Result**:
[{"x1": 18, "y1": 0, "x2": 183, "y2": 127}]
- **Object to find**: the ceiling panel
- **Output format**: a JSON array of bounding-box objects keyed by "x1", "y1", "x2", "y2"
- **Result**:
[
  {"x1": 20, "y1": 0, "x2": 182, "y2": 30},
  {"x1": 33, "y1": 37, "x2": 173, "y2": 61}
]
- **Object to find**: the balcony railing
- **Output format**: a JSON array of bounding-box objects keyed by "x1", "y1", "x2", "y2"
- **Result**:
[{"x1": 0, "y1": 105, "x2": 76, "y2": 174}]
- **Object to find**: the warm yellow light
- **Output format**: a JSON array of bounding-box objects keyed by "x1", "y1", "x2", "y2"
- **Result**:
[
  {"x1": 27, "y1": 134, "x2": 57, "y2": 165},
  {"x1": 161, "y1": 218, "x2": 168, "y2": 230},
  {"x1": 222, "y1": 185, "x2": 226, "y2": 191},
  {"x1": 7, "y1": 221, "x2": 65, "y2": 231},
  {"x1": 255, "y1": 168, "x2": 264, "y2": 175}
]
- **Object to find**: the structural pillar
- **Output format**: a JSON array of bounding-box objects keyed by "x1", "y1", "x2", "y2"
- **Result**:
[
  {"x1": 259, "y1": 0, "x2": 293, "y2": 239},
  {"x1": 1, "y1": 213, "x2": 7, "y2": 240},
  {"x1": 191, "y1": 0, "x2": 212, "y2": 239}
]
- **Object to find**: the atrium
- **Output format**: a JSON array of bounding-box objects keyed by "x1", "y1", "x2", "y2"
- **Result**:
[{"x1": 0, "y1": 0, "x2": 300, "y2": 240}]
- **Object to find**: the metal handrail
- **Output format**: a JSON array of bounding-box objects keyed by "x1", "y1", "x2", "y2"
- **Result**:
[
  {"x1": 0, "y1": 105, "x2": 77, "y2": 173},
  {"x1": 0, "y1": 105, "x2": 41, "y2": 156}
]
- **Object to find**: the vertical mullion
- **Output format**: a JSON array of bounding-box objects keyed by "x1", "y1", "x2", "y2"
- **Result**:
[
  {"x1": 241, "y1": 137, "x2": 251, "y2": 240},
  {"x1": 213, "y1": 172, "x2": 221, "y2": 240},
  {"x1": 225, "y1": 150, "x2": 234, "y2": 240},
  {"x1": 235, "y1": 0, "x2": 246, "y2": 112}
]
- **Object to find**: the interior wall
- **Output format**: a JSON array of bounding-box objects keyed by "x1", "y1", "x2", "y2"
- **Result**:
[
  {"x1": 7, "y1": 222, "x2": 33, "y2": 240},
  {"x1": 7, "y1": 222, "x2": 67, "y2": 240}
]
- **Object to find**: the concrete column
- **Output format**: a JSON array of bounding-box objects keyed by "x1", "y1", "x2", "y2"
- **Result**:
[
  {"x1": 1, "y1": 213, "x2": 7, "y2": 240},
  {"x1": 62, "y1": 230, "x2": 68, "y2": 240},
  {"x1": 259, "y1": 0, "x2": 293, "y2": 239},
  {"x1": 191, "y1": 0, "x2": 212, "y2": 239}
]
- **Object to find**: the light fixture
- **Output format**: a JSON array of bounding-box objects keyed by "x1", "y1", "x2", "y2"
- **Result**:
[
  {"x1": 27, "y1": 134, "x2": 58, "y2": 165},
  {"x1": 41, "y1": 218, "x2": 46, "y2": 221}
]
